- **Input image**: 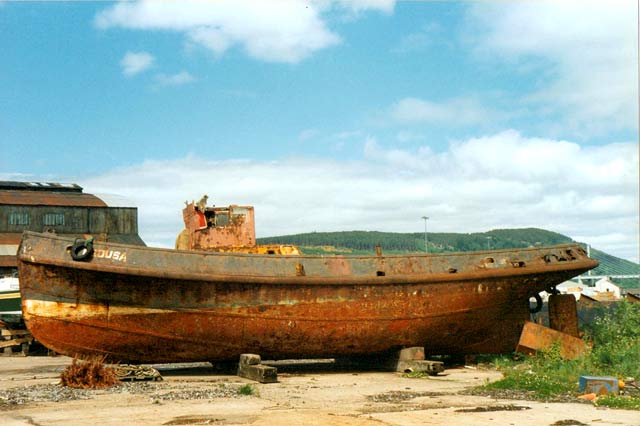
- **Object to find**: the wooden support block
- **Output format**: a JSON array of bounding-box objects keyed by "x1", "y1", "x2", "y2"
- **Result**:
[
  {"x1": 237, "y1": 353, "x2": 277, "y2": 383},
  {"x1": 0, "y1": 326, "x2": 33, "y2": 356},
  {"x1": 1, "y1": 329, "x2": 30, "y2": 337},
  {"x1": 397, "y1": 347, "x2": 425, "y2": 361},
  {"x1": 0, "y1": 336, "x2": 33, "y2": 349},
  {"x1": 237, "y1": 363, "x2": 277, "y2": 383},
  {"x1": 396, "y1": 360, "x2": 444, "y2": 375},
  {"x1": 239, "y1": 353, "x2": 262, "y2": 366}
]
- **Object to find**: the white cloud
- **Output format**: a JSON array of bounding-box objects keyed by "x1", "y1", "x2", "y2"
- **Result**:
[
  {"x1": 390, "y1": 97, "x2": 495, "y2": 125},
  {"x1": 77, "y1": 131, "x2": 638, "y2": 262},
  {"x1": 120, "y1": 51, "x2": 155, "y2": 76},
  {"x1": 154, "y1": 71, "x2": 195, "y2": 86},
  {"x1": 94, "y1": 0, "x2": 394, "y2": 63},
  {"x1": 467, "y1": 0, "x2": 637, "y2": 135}
]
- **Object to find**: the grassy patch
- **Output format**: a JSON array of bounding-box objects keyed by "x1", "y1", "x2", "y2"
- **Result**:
[
  {"x1": 477, "y1": 301, "x2": 640, "y2": 408},
  {"x1": 237, "y1": 384, "x2": 255, "y2": 396},
  {"x1": 595, "y1": 394, "x2": 640, "y2": 410},
  {"x1": 403, "y1": 371, "x2": 431, "y2": 379}
]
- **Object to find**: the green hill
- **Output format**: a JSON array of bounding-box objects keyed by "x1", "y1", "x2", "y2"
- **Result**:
[{"x1": 258, "y1": 228, "x2": 639, "y2": 287}]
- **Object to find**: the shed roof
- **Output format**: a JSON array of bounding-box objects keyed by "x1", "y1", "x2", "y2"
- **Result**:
[
  {"x1": 0, "y1": 181, "x2": 109, "y2": 207},
  {"x1": 0, "y1": 181, "x2": 82, "y2": 192},
  {"x1": 0, "y1": 190, "x2": 108, "y2": 207}
]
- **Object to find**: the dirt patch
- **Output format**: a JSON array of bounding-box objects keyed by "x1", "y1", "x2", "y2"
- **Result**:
[
  {"x1": 455, "y1": 404, "x2": 531, "y2": 412},
  {"x1": 366, "y1": 390, "x2": 445, "y2": 403},
  {"x1": 461, "y1": 386, "x2": 586, "y2": 404},
  {"x1": 163, "y1": 414, "x2": 257, "y2": 425}
]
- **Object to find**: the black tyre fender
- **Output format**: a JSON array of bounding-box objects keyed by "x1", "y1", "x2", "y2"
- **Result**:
[
  {"x1": 70, "y1": 238, "x2": 94, "y2": 261},
  {"x1": 529, "y1": 293, "x2": 543, "y2": 314}
]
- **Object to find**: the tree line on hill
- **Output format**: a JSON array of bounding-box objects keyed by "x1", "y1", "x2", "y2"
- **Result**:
[{"x1": 258, "y1": 228, "x2": 572, "y2": 253}]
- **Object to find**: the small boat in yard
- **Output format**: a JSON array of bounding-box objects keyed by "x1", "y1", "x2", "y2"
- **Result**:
[
  {"x1": 0, "y1": 274, "x2": 21, "y2": 318},
  {"x1": 16, "y1": 199, "x2": 599, "y2": 364}
]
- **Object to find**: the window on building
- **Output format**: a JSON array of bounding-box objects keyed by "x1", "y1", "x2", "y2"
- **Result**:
[
  {"x1": 43, "y1": 213, "x2": 65, "y2": 226},
  {"x1": 9, "y1": 212, "x2": 30, "y2": 225}
]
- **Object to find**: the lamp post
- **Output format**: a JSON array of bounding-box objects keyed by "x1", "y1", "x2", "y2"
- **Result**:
[
  {"x1": 486, "y1": 236, "x2": 492, "y2": 250},
  {"x1": 421, "y1": 216, "x2": 429, "y2": 253}
]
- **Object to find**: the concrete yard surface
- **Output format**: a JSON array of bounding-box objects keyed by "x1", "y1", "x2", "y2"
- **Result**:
[{"x1": 0, "y1": 356, "x2": 638, "y2": 426}]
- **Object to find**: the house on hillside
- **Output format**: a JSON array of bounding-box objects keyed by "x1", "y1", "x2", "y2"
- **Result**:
[{"x1": 594, "y1": 277, "x2": 622, "y2": 299}]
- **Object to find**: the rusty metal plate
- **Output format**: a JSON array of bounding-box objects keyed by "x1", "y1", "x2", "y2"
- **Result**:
[{"x1": 516, "y1": 321, "x2": 586, "y2": 359}]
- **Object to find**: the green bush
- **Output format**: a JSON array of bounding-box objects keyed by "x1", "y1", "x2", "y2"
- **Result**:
[
  {"x1": 482, "y1": 301, "x2": 640, "y2": 407},
  {"x1": 582, "y1": 301, "x2": 640, "y2": 378}
]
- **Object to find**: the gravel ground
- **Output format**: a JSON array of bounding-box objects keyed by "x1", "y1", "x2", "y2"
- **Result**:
[
  {"x1": 0, "y1": 384, "x2": 93, "y2": 407},
  {"x1": 0, "y1": 381, "x2": 253, "y2": 410},
  {"x1": 2, "y1": 356, "x2": 639, "y2": 426}
]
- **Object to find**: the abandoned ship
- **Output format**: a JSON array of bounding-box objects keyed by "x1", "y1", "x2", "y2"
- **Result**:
[{"x1": 17, "y1": 196, "x2": 598, "y2": 363}]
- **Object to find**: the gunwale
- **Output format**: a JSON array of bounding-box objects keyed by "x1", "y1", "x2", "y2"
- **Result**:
[{"x1": 17, "y1": 231, "x2": 597, "y2": 286}]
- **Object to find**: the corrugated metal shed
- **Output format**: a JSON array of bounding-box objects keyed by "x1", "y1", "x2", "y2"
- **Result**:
[{"x1": 1, "y1": 182, "x2": 145, "y2": 272}]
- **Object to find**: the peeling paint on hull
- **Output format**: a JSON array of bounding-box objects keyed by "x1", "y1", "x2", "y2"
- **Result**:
[{"x1": 17, "y1": 231, "x2": 598, "y2": 363}]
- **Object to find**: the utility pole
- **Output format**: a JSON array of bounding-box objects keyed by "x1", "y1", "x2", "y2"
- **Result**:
[{"x1": 421, "y1": 216, "x2": 429, "y2": 253}]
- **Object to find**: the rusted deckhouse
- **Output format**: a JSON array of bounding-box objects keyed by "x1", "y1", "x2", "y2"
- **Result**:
[
  {"x1": 175, "y1": 196, "x2": 299, "y2": 255},
  {"x1": 0, "y1": 181, "x2": 144, "y2": 276}
]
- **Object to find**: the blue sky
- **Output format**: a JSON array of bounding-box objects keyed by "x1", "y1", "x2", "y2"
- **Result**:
[{"x1": 1, "y1": 0, "x2": 638, "y2": 262}]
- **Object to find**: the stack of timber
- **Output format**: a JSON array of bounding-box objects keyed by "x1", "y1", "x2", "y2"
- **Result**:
[{"x1": 0, "y1": 319, "x2": 33, "y2": 356}]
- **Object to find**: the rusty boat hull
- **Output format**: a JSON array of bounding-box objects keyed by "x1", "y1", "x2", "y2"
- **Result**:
[{"x1": 17, "y1": 231, "x2": 598, "y2": 363}]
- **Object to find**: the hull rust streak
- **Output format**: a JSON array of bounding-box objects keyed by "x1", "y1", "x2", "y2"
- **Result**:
[{"x1": 17, "y1": 231, "x2": 598, "y2": 363}]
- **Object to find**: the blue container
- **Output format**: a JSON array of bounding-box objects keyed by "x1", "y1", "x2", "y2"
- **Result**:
[{"x1": 579, "y1": 376, "x2": 619, "y2": 395}]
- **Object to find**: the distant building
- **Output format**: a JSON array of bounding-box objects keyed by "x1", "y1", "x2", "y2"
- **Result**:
[
  {"x1": 0, "y1": 181, "x2": 145, "y2": 276},
  {"x1": 554, "y1": 280, "x2": 591, "y2": 300},
  {"x1": 594, "y1": 277, "x2": 622, "y2": 299}
]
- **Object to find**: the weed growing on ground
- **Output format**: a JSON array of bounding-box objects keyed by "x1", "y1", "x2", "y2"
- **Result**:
[
  {"x1": 403, "y1": 371, "x2": 430, "y2": 379},
  {"x1": 596, "y1": 394, "x2": 640, "y2": 410},
  {"x1": 237, "y1": 384, "x2": 255, "y2": 396},
  {"x1": 60, "y1": 356, "x2": 120, "y2": 389},
  {"x1": 481, "y1": 301, "x2": 640, "y2": 408}
]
